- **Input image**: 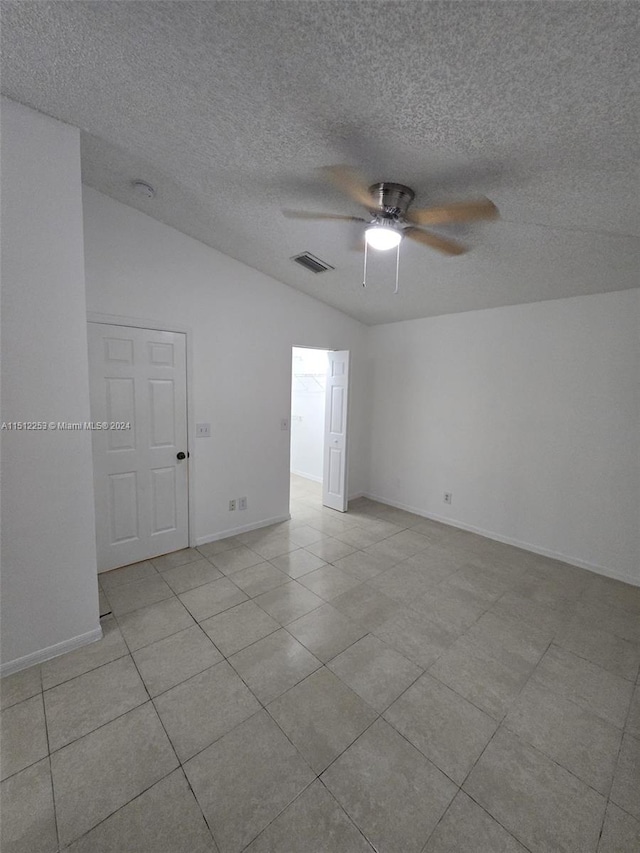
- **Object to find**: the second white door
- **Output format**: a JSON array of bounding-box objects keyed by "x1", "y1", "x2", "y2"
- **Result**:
[
  {"x1": 88, "y1": 323, "x2": 189, "y2": 571},
  {"x1": 322, "y1": 350, "x2": 350, "y2": 512}
]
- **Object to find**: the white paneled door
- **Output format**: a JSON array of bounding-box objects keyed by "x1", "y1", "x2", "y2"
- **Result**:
[
  {"x1": 322, "y1": 350, "x2": 350, "y2": 512},
  {"x1": 88, "y1": 323, "x2": 189, "y2": 571}
]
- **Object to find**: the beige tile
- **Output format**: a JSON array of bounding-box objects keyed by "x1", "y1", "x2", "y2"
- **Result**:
[
  {"x1": 105, "y1": 573, "x2": 173, "y2": 616},
  {"x1": 267, "y1": 668, "x2": 377, "y2": 773},
  {"x1": 356, "y1": 518, "x2": 405, "y2": 540},
  {"x1": 208, "y1": 545, "x2": 264, "y2": 575},
  {"x1": 532, "y1": 645, "x2": 633, "y2": 728},
  {"x1": 133, "y1": 625, "x2": 223, "y2": 696},
  {"x1": 335, "y1": 550, "x2": 399, "y2": 581},
  {"x1": 99, "y1": 560, "x2": 157, "y2": 592},
  {"x1": 185, "y1": 710, "x2": 315, "y2": 853},
  {"x1": 249, "y1": 535, "x2": 299, "y2": 560},
  {"x1": 364, "y1": 529, "x2": 431, "y2": 561},
  {"x1": 627, "y1": 684, "x2": 640, "y2": 739},
  {"x1": 574, "y1": 600, "x2": 640, "y2": 645},
  {"x1": 464, "y1": 728, "x2": 606, "y2": 853},
  {"x1": 297, "y1": 563, "x2": 362, "y2": 600},
  {"x1": 286, "y1": 603, "x2": 368, "y2": 663},
  {"x1": 0, "y1": 758, "x2": 57, "y2": 853},
  {"x1": 51, "y1": 703, "x2": 178, "y2": 847},
  {"x1": 331, "y1": 584, "x2": 399, "y2": 631},
  {"x1": 304, "y1": 537, "x2": 358, "y2": 563},
  {"x1": 160, "y1": 559, "x2": 223, "y2": 594},
  {"x1": 491, "y1": 591, "x2": 570, "y2": 635},
  {"x1": 462, "y1": 611, "x2": 552, "y2": 671},
  {"x1": 153, "y1": 661, "x2": 260, "y2": 761},
  {"x1": 254, "y1": 581, "x2": 324, "y2": 625},
  {"x1": 403, "y1": 547, "x2": 462, "y2": 583},
  {"x1": 1, "y1": 665, "x2": 42, "y2": 710},
  {"x1": 597, "y1": 802, "x2": 640, "y2": 853},
  {"x1": 288, "y1": 525, "x2": 326, "y2": 547},
  {"x1": 227, "y1": 561, "x2": 289, "y2": 597},
  {"x1": 44, "y1": 655, "x2": 147, "y2": 751},
  {"x1": 554, "y1": 616, "x2": 640, "y2": 681},
  {"x1": 329, "y1": 635, "x2": 422, "y2": 712},
  {"x1": 229, "y1": 629, "x2": 321, "y2": 704},
  {"x1": 244, "y1": 780, "x2": 374, "y2": 853},
  {"x1": 151, "y1": 548, "x2": 203, "y2": 572},
  {"x1": 178, "y1": 577, "x2": 248, "y2": 622},
  {"x1": 504, "y1": 681, "x2": 622, "y2": 794},
  {"x1": 423, "y1": 790, "x2": 527, "y2": 853},
  {"x1": 65, "y1": 769, "x2": 217, "y2": 853},
  {"x1": 197, "y1": 537, "x2": 242, "y2": 558},
  {"x1": 42, "y1": 615, "x2": 128, "y2": 689},
  {"x1": 373, "y1": 608, "x2": 457, "y2": 669},
  {"x1": 322, "y1": 719, "x2": 456, "y2": 853},
  {"x1": 334, "y1": 525, "x2": 390, "y2": 550},
  {"x1": 200, "y1": 601, "x2": 279, "y2": 656},
  {"x1": 368, "y1": 562, "x2": 439, "y2": 606},
  {"x1": 269, "y1": 549, "x2": 327, "y2": 579},
  {"x1": 411, "y1": 584, "x2": 488, "y2": 634},
  {"x1": 0, "y1": 694, "x2": 48, "y2": 781},
  {"x1": 611, "y1": 733, "x2": 640, "y2": 821},
  {"x1": 429, "y1": 636, "x2": 531, "y2": 719},
  {"x1": 117, "y1": 596, "x2": 194, "y2": 651},
  {"x1": 384, "y1": 673, "x2": 497, "y2": 784},
  {"x1": 445, "y1": 564, "x2": 511, "y2": 604}
]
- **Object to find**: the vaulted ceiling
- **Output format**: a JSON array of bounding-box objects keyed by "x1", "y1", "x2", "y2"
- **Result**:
[{"x1": 2, "y1": 1, "x2": 638, "y2": 324}]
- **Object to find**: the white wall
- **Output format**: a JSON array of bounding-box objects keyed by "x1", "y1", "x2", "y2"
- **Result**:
[
  {"x1": 290, "y1": 347, "x2": 328, "y2": 482},
  {"x1": 1, "y1": 98, "x2": 100, "y2": 671},
  {"x1": 368, "y1": 290, "x2": 640, "y2": 585},
  {"x1": 82, "y1": 188, "x2": 370, "y2": 544}
]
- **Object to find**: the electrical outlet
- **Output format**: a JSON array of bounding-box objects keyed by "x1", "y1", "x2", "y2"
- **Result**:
[
  {"x1": 238, "y1": 496, "x2": 247, "y2": 511},
  {"x1": 280, "y1": 418, "x2": 289, "y2": 431},
  {"x1": 444, "y1": 492, "x2": 452, "y2": 505},
  {"x1": 229, "y1": 499, "x2": 236, "y2": 511},
  {"x1": 196, "y1": 423, "x2": 211, "y2": 438}
]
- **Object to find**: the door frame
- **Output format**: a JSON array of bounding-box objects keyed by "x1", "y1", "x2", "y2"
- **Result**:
[
  {"x1": 289, "y1": 344, "x2": 350, "y2": 512},
  {"x1": 87, "y1": 312, "x2": 196, "y2": 549}
]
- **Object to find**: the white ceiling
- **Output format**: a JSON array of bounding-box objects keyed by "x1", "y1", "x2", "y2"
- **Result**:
[{"x1": 2, "y1": 1, "x2": 638, "y2": 325}]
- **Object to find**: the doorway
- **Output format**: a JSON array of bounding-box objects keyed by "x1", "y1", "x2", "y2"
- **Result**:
[
  {"x1": 290, "y1": 346, "x2": 350, "y2": 513},
  {"x1": 88, "y1": 322, "x2": 190, "y2": 571}
]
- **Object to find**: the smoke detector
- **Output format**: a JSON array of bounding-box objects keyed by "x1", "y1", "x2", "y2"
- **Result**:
[{"x1": 131, "y1": 180, "x2": 156, "y2": 199}]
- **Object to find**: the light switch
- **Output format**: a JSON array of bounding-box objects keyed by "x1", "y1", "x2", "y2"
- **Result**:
[{"x1": 196, "y1": 423, "x2": 211, "y2": 437}]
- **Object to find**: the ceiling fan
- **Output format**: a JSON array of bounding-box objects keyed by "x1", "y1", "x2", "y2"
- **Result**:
[{"x1": 283, "y1": 165, "x2": 499, "y2": 263}]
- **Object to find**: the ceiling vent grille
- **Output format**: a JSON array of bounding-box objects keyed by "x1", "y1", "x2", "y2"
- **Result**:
[{"x1": 291, "y1": 252, "x2": 334, "y2": 274}]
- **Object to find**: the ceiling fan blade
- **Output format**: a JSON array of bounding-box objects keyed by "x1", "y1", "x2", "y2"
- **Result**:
[
  {"x1": 404, "y1": 227, "x2": 468, "y2": 256},
  {"x1": 320, "y1": 165, "x2": 381, "y2": 210},
  {"x1": 282, "y1": 209, "x2": 366, "y2": 222},
  {"x1": 406, "y1": 197, "x2": 498, "y2": 226}
]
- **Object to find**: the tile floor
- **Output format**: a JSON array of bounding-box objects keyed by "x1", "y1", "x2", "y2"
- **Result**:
[{"x1": 2, "y1": 474, "x2": 639, "y2": 852}]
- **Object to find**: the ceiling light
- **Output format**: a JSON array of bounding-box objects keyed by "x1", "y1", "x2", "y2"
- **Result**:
[{"x1": 365, "y1": 225, "x2": 402, "y2": 251}]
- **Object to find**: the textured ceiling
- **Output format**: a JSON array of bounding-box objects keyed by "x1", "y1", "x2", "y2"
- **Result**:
[{"x1": 2, "y1": 1, "x2": 638, "y2": 325}]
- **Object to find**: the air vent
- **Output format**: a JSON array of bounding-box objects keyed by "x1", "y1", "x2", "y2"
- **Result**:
[{"x1": 291, "y1": 252, "x2": 334, "y2": 274}]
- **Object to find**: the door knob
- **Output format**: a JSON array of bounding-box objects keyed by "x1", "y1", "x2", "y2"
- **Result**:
[{"x1": 176, "y1": 451, "x2": 187, "y2": 460}]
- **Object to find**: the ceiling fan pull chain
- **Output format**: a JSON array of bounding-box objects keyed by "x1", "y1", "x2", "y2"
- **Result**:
[
  {"x1": 394, "y1": 242, "x2": 400, "y2": 294},
  {"x1": 362, "y1": 238, "x2": 368, "y2": 287}
]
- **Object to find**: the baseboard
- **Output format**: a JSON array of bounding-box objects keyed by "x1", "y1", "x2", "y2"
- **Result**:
[
  {"x1": 196, "y1": 514, "x2": 291, "y2": 546},
  {"x1": 291, "y1": 469, "x2": 323, "y2": 484},
  {"x1": 0, "y1": 626, "x2": 103, "y2": 677},
  {"x1": 364, "y1": 492, "x2": 640, "y2": 588}
]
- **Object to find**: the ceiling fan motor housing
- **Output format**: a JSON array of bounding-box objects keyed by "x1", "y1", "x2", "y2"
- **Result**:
[{"x1": 368, "y1": 182, "x2": 415, "y2": 217}]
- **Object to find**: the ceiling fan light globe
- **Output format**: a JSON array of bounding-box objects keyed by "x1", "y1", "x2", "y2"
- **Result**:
[{"x1": 365, "y1": 225, "x2": 402, "y2": 251}]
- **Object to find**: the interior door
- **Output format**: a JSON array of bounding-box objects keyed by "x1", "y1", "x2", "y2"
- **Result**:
[
  {"x1": 322, "y1": 350, "x2": 350, "y2": 512},
  {"x1": 88, "y1": 323, "x2": 189, "y2": 571}
]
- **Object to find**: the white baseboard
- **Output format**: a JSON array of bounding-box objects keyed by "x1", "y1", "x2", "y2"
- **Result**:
[
  {"x1": 1, "y1": 626, "x2": 103, "y2": 677},
  {"x1": 196, "y1": 514, "x2": 291, "y2": 546},
  {"x1": 364, "y1": 492, "x2": 640, "y2": 588},
  {"x1": 290, "y1": 469, "x2": 323, "y2": 484}
]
